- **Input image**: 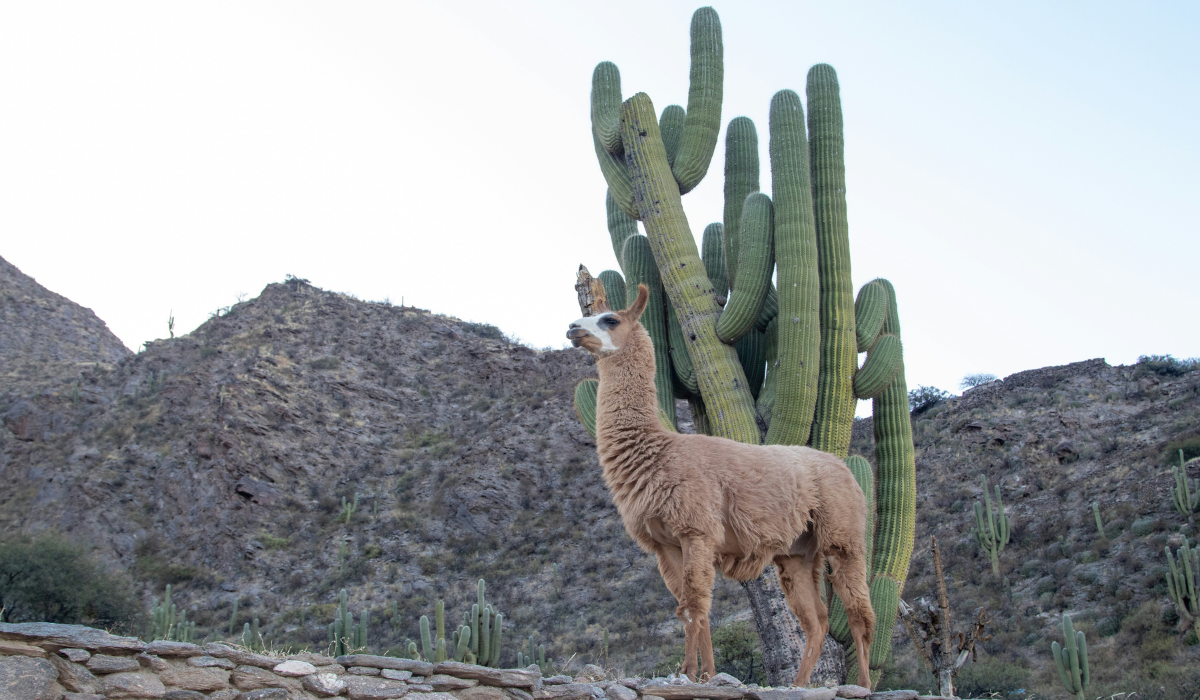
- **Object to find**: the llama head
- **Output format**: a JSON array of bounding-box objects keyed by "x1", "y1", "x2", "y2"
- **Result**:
[{"x1": 566, "y1": 283, "x2": 649, "y2": 357}]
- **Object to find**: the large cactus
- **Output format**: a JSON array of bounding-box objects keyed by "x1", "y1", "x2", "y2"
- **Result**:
[
  {"x1": 579, "y1": 7, "x2": 916, "y2": 687},
  {"x1": 1052, "y1": 615, "x2": 1089, "y2": 700},
  {"x1": 973, "y1": 477, "x2": 1010, "y2": 575},
  {"x1": 1166, "y1": 538, "x2": 1200, "y2": 633}
]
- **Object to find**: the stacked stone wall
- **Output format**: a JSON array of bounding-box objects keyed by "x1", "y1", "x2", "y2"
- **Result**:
[{"x1": 1, "y1": 622, "x2": 938, "y2": 700}]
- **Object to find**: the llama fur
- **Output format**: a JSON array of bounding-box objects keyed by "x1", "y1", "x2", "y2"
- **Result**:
[{"x1": 567, "y1": 284, "x2": 876, "y2": 687}]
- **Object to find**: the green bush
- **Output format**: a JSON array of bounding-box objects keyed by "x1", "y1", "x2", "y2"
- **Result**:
[
  {"x1": 0, "y1": 534, "x2": 138, "y2": 627},
  {"x1": 1165, "y1": 436, "x2": 1200, "y2": 464},
  {"x1": 309, "y1": 357, "x2": 341, "y2": 370},
  {"x1": 711, "y1": 620, "x2": 766, "y2": 685},
  {"x1": 909, "y1": 385, "x2": 952, "y2": 414},
  {"x1": 1137, "y1": 354, "x2": 1198, "y2": 377},
  {"x1": 462, "y1": 322, "x2": 504, "y2": 340},
  {"x1": 953, "y1": 658, "x2": 1030, "y2": 699}
]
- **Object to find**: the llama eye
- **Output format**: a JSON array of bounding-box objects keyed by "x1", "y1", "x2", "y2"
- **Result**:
[{"x1": 601, "y1": 317, "x2": 619, "y2": 328}]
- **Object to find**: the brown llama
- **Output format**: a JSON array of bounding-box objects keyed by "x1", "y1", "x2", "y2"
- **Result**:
[{"x1": 567, "y1": 284, "x2": 875, "y2": 687}]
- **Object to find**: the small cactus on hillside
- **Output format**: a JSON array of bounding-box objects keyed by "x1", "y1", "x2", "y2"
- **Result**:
[
  {"x1": 517, "y1": 635, "x2": 552, "y2": 675},
  {"x1": 972, "y1": 477, "x2": 1010, "y2": 575},
  {"x1": 1092, "y1": 502, "x2": 1107, "y2": 541},
  {"x1": 1172, "y1": 449, "x2": 1199, "y2": 517},
  {"x1": 1051, "y1": 615, "x2": 1089, "y2": 700},
  {"x1": 1166, "y1": 538, "x2": 1200, "y2": 633},
  {"x1": 413, "y1": 579, "x2": 504, "y2": 666},
  {"x1": 147, "y1": 584, "x2": 195, "y2": 642}
]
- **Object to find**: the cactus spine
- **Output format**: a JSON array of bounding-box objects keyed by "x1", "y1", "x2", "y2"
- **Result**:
[
  {"x1": 1167, "y1": 538, "x2": 1200, "y2": 633},
  {"x1": 580, "y1": 8, "x2": 916, "y2": 687},
  {"x1": 1052, "y1": 615, "x2": 1089, "y2": 700},
  {"x1": 973, "y1": 477, "x2": 1010, "y2": 575},
  {"x1": 1172, "y1": 449, "x2": 1199, "y2": 516}
]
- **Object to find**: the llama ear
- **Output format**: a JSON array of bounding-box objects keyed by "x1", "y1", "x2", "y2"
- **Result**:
[{"x1": 624, "y1": 284, "x2": 649, "y2": 322}]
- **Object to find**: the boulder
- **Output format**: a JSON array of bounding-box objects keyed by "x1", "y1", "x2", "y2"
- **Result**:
[
  {"x1": 605, "y1": 685, "x2": 637, "y2": 700},
  {"x1": 102, "y1": 671, "x2": 168, "y2": 699},
  {"x1": 344, "y1": 674, "x2": 412, "y2": 699},
  {"x1": 574, "y1": 666, "x2": 606, "y2": 683},
  {"x1": 349, "y1": 666, "x2": 383, "y2": 675},
  {"x1": 273, "y1": 659, "x2": 317, "y2": 677},
  {"x1": 0, "y1": 622, "x2": 146, "y2": 655},
  {"x1": 544, "y1": 676, "x2": 574, "y2": 686},
  {"x1": 145, "y1": 641, "x2": 205, "y2": 658},
  {"x1": 868, "y1": 693, "x2": 918, "y2": 700},
  {"x1": 47, "y1": 655, "x2": 101, "y2": 694},
  {"x1": 428, "y1": 674, "x2": 479, "y2": 691},
  {"x1": 205, "y1": 643, "x2": 281, "y2": 671},
  {"x1": 835, "y1": 687, "x2": 870, "y2": 699},
  {"x1": 0, "y1": 656, "x2": 61, "y2": 700},
  {"x1": 158, "y1": 662, "x2": 231, "y2": 691},
  {"x1": 505, "y1": 689, "x2": 535, "y2": 700},
  {"x1": 238, "y1": 689, "x2": 290, "y2": 700},
  {"x1": 0, "y1": 638, "x2": 48, "y2": 657},
  {"x1": 59, "y1": 649, "x2": 90, "y2": 663},
  {"x1": 433, "y1": 662, "x2": 541, "y2": 689},
  {"x1": 643, "y1": 683, "x2": 744, "y2": 700},
  {"x1": 63, "y1": 694, "x2": 106, "y2": 700},
  {"x1": 707, "y1": 674, "x2": 742, "y2": 688},
  {"x1": 382, "y1": 669, "x2": 413, "y2": 681},
  {"x1": 189, "y1": 655, "x2": 237, "y2": 670},
  {"x1": 453, "y1": 687, "x2": 512, "y2": 700},
  {"x1": 86, "y1": 653, "x2": 141, "y2": 674},
  {"x1": 231, "y1": 665, "x2": 301, "y2": 692},
  {"x1": 303, "y1": 671, "x2": 349, "y2": 697},
  {"x1": 337, "y1": 655, "x2": 433, "y2": 676},
  {"x1": 533, "y1": 683, "x2": 600, "y2": 700},
  {"x1": 165, "y1": 691, "x2": 208, "y2": 700}
]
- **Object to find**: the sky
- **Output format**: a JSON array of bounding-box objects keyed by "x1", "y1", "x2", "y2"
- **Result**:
[{"x1": 2, "y1": 1, "x2": 1197, "y2": 410}]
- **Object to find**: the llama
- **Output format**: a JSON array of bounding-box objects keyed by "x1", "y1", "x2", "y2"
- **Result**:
[{"x1": 567, "y1": 284, "x2": 875, "y2": 687}]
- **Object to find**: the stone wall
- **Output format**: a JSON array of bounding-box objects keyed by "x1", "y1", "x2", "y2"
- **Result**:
[{"x1": 0, "y1": 622, "x2": 934, "y2": 700}]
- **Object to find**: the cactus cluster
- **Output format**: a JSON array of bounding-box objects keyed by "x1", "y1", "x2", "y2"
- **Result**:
[
  {"x1": 147, "y1": 585, "x2": 195, "y2": 643},
  {"x1": 972, "y1": 478, "x2": 1010, "y2": 575},
  {"x1": 1172, "y1": 449, "x2": 1199, "y2": 516},
  {"x1": 412, "y1": 579, "x2": 504, "y2": 667},
  {"x1": 1051, "y1": 615, "x2": 1089, "y2": 700},
  {"x1": 574, "y1": 7, "x2": 916, "y2": 685},
  {"x1": 1166, "y1": 537, "x2": 1199, "y2": 633},
  {"x1": 517, "y1": 636, "x2": 552, "y2": 675},
  {"x1": 329, "y1": 588, "x2": 367, "y2": 656}
]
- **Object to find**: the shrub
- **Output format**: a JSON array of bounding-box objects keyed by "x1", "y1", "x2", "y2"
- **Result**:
[
  {"x1": 1136, "y1": 354, "x2": 1199, "y2": 377},
  {"x1": 960, "y1": 373, "x2": 998, "y2": 389},
  {"x1": 953, "y1": 658, "x2": 1030, "y2": 699},
  {"x1": 309, "y1": 357, "x2": 341, "y2": 370},
  {"x1": 710, "y1": 620, "x2": 766, "y2": 685},
  {"x1": 1165, "y1": 436, "x2": 1200, "y2": 464},
  {"x1": 909, "y1": 385, "x2": 952, "y2": 414},
  {"x1": 462, "y1": 322, "x2": 504, "y2": 341},
  {"x1": 0, "y1": 533, "x2": 138, "y2": 626}
]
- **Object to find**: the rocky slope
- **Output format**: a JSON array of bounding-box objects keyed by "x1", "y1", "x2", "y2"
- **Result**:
[
  {"x1": 0, "y1": 254, "x2": 130, "y2": 402},
  {"x1": 2, "y1": 262, "x2": 1199, "y2": 697}
]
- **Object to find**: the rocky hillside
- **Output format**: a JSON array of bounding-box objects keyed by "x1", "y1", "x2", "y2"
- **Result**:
[
  {"x1": 2, "y1": 261, "x2": 1199, "y2": 697},
  {"x1": 0, "y1": 254, "x2": 130, "y2": 401},
  {"x1": 852, "y1": 358, "x2": 1200, "y2": 696}
]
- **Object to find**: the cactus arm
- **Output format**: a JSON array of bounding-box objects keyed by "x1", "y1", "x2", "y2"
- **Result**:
[
  {"x1": 829, "y1": 454, "x2": 876, "y2": 647},
  {"x1": 852, "y1": 334, "x2": 903, "y2": 400},
  {"x1": 671, "y1": 7, "x2": 723, "y2": 195},
  {"x1": 480, "y1": 606, "x2": 491, "y2": 665},
  {"x1": 734, "y1": 327, "x2": 767, "y2": 400},
  {"x1": 574, "y1": 379, "x2": 599, "y2": 438},
  {"x1": 435, "y1": 600, "x2": 444, "y2": 649},
  {"x1": 807, "y1": 64, "x2": 857, "y2": 458},
  {"x1": 854, "y1": 281, "x2": 888, "y2": 353},
  {"x1": 722, "y1": 116, "x2": 760, "y2": 289},
  {"x1": 490, "y1": 612, "x2": 503, "y2": 666},
  {"x1": 659, "y1": 104, "x2": 687, "y2": 168},
  {"x1": 455, "y1": 625, "x2": 470, "y2": 662},
  {"x1": 1078, "y1": 631, "x2": 1089, "y2": 690},
  {"x1": 764, "y1": 89, "x2": 820, "y2": 447},
  {"x1": 623, "y1": 234, "x2": 677, "y2": 427},
  {"x1": 755, "y1": 284, "x2": 777, "y2": 332},
  {"x1": 701, "y1": 222, "x2": 729, "y2": 299},
  {"x1": 1093, "y1": 502, "x2": 1106, "y2": 539},
  {"x1": 716, "y1": 192, "x2": 774, "y2": 343},
  {"x1": 420, "y1": 615, "x2": 432, "y2": 661},
  {"x1": 1052, "y1": 641, "x2": 1072, "y2": 691},
  {"x1": 592, "y1": 63, "x2": 637, "y2": 219},
  {"x1": 995, "y1": 485, "x2": 1010, "y2": 551},
  {"x1": 667, "y1": 300, "x2": 699, "y2": 395},
  {"x1": 606, "y1": 190, "x2": 640, "y2": 274},
  {"x1": 598, "y1": 270, "x2": 627, "y2": 313},
  {"x1": 619, "y1": 91, "x2": 759, "y2": 443},
  {"x1": 865, "y1": 279, "x2": 916, "y2": 680}
]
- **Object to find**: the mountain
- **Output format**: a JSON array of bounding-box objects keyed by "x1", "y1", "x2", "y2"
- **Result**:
[
  {"x1": 2, "y1": 259, "x2": 1199, "y2": 696},
  {"x1": 0, "y1": 254, "x2": 130, "y2": 402}
]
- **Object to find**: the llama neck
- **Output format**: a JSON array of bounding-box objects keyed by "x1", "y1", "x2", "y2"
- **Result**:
[{"x1": 594, "y1": 326, "x2": 667, "y2": 457}]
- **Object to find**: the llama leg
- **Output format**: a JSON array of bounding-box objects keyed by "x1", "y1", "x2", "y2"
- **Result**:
[
  {"x1": 775, "y1": 555, "x2": 828, "y2": 687},
  {"x1": 828, "y1": 550, "x2": 876, "y2": 688},
  {"x1": 654, "y1": 545, "x2": 694, "y2": 674},
  {"x1": 679, "y1": 535, "x2": 717, "y2": 682}
]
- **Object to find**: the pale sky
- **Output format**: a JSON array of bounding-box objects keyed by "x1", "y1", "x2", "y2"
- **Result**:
[{"x1": 2, "y1": 1, "x2": 1197, "y2": 407}]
